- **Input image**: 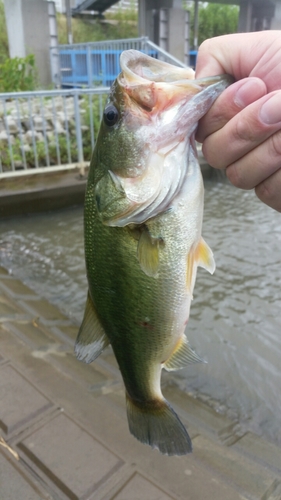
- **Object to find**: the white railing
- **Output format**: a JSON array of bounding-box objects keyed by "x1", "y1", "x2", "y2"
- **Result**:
[{"x1": 0, "y1": 87, "x2": 109, "y2": 176}]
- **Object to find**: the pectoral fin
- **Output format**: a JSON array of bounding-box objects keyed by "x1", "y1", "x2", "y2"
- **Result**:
[
  {"x1": 195, "y1": 237, "x2": 215, "y2": 274},
  {"x1": 163, "y1": 335, "x2": 204, "y2": 371},
  {"x1": 137, "y1": 227, "x2": 164, "y2": 278},
  {"x1": 75, "y1": 292, "x2": 110, "y2": 363}
]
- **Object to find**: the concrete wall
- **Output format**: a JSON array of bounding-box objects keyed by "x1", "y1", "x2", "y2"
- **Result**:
[
  {"x1": 238, "y1": 0, "x2": 281, "y2": 32},
  {"x1": 4, "y1": 0, "x2": 25, "y2": 58},
  {"x1": 4, "y1": 0, "x2": 53, "y2": 88},
  {"x1": 270, "y1": 0, "x2": 281, "y2": 28},
  {"x1": 138, "y1": 0, "x2": 187, "y2": 62}
]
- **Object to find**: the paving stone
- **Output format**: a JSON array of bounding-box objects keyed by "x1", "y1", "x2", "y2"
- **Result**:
[
  {"x1": 233, "y1": 432, "x2": 281, "y2": 475},
  {"x1": 20, "y1": 298, "x2": 70, "y2": 323},
  {"x1": 109, "y1": 472, "x2": 175, "y2": 500},
  {"x1": 4, "y1": 321, "x2": 59, "y2": 349},
  {"x1": 0, "y1": 266, "x2": 9, "y2": 276},
  {"x1": 18, "y1": 412, "x2": 124, "y2": 500},
  {"x1": 0, "y1": 278, "x2": 37, "y2": 298},
  {"x1": 0, "y1": 450, "x2": 51, "y2": 500},
  {"x1": 0, "y1": 298, "x2": 19, "y2": 316},
  {"x1": 32, "y1": 347, "x2": 110, "y2": 389},
  {"x1": 0, "y1": 364, "x2": 53, "y2": 436},
  {"x1": 1, "y1": 275, "x2": 280, "y2": 500},
  {"x1": 192, "y1": 434, "x2": 277, "y2": 498},
  {"x1": 264, "y1": 480, "x2": 281, "y2": 500},
  {"x1": 51, "y1": 324, "x2": 79, "y2": 344}
]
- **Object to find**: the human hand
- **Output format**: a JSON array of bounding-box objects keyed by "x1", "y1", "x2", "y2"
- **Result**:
[{"x1": 195, "y1": 31, "x2": 281, "y2": 212}]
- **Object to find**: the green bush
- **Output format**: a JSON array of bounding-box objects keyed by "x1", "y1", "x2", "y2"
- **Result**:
[
  {"x1": 0, "y1": 96, "x2": 105, "y2": 171},
  {"x1": 0, "y1": 54, "x2": 37, "y2": 93},
  {"x1": 0, "y1": 1, "x2": 8, "y2": 64},
  {"x1": 188, "y1": 3, "x2": 239, "y2": 48}
]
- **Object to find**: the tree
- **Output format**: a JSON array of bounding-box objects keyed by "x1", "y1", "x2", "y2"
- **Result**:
[
  {"x1": 188, "y1": 2, "x2": 239, "y2": 49},
  {"x1": 0, "y1": 1, "x2": 9, "y2": 64}
]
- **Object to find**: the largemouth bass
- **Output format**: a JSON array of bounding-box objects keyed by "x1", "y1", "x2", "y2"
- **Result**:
[{"x1": 75, "y1": 50, "x2": 231, "y2": 455}]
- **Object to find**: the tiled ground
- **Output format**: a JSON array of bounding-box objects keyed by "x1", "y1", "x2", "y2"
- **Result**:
[{"x1": 0, "y1": 265, "x2": 280, "y2": 500}]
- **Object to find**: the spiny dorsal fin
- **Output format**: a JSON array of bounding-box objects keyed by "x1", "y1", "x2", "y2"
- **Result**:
[
  {"x1": 137, "y1": 227, "x2": 164, "y2": 278},
  {"x1": 75, "y1": 292, "x2": 110, "y2": 364},
  {"x1": 163, "y1": 335, "x2": 205, "y2": 371},
  {"x1": 195, "y1": 237, "x2": 215, "y2": 274}
]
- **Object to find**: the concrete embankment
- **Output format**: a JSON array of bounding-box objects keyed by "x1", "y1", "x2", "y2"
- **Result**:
[
  {"x1": 0, "y1": 154, "x2": 222, "y2": 218},
  {"x1": 0, "y1": 166, "x2": 87, "y2": 217},
  {"x1": 0, "y1": 265, "x2": 281, "y2": 500}
]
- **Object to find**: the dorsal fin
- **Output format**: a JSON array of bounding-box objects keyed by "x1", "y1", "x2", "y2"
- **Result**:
[
  {"x1": 163, "y1": 335, "x2": 205, "y2": 371},
  {"x1": 75, "y1": 292, "x2": 110, "y2": 364}
]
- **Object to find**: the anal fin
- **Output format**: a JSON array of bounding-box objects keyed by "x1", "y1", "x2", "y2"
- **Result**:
[
  {"x1": 195, "y1": 237, "x2": 215, "y2": 274},
  {"x1": 75, "y1": 292, "x2": 110, "y2": 363},
  {"x1": 186, "y1": 237, "x2": 215, "y2": 294},
  {"x1": 163, "y1": 335, "x2": 204, "y2": 371}
]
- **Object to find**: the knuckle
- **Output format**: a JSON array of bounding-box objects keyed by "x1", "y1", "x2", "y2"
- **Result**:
[
  {"x1": 233, "y1": 115, "x2": 259, "y2": 144},
  {"x1": 268, "y1": 130, "x2": 281, "y2": 159},
  {"x1": 226, "y1": 163, "x2": 244, "y2": 188},
  {"x1": 255, "y1": 169, "x2": 281, "y2": 212},
  {"x1": 255, "y1": 180, "x2": 272, "y2": 202},
  {"x1": 202, "y1": 140, "x2": 225, "y2": 169}
]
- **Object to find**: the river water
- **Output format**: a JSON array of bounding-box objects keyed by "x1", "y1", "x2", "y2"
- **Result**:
[{"x1": 0, "y1": 180, "x2": 280, "y2": 444}]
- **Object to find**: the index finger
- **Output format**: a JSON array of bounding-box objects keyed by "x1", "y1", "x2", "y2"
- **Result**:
[
  {"x1": 195, "y1": 31, "x2": 281, "y2": 88},
  {"x1": 196, "y1": 77, "x2": 267, "y2": 143}
]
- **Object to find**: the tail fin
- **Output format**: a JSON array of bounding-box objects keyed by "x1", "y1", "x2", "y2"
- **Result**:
[{"x1": 126, "y1": 394, "x2": 192, "y2": 455}]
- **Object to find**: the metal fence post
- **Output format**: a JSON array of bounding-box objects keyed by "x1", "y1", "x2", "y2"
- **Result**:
[
  {"x1": 73, "y1": 91, "x2": 84, "y2": 173},
  {"x1": 0, "y1": 88, "x2": 111, "y2": 178}
]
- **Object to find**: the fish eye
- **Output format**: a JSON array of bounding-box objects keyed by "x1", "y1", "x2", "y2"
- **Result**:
[{"x1": 103, "y1": 103, "x2": 119, "y2": 127}]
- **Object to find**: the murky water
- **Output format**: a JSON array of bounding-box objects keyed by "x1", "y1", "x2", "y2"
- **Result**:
[{"x1": 0, "y1": 181, "x2": 281, "y2": 444}]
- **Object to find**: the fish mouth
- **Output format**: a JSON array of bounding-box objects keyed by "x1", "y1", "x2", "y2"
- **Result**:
[
  {"x1": 118, "y1": 49, "x2": 233, "y2": 116},
  {"x1": 117, "y1": 50, "x2": 233, "y2": 151}
]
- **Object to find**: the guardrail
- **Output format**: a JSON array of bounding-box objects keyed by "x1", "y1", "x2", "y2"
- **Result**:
[
  {"x1": 50, "y1": 36, "x2": 187, "y2": 88},
  {"x1": 0, "y1": 87, "x2": 110, "y2": 176}
]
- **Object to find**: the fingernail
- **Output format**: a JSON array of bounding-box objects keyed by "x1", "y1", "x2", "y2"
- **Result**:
[
  {"x1": 260, "y1": 93, "x2": 281, "y2": 124},
  {"x1": 234, "y1": 79, "x2": 266, "y2": 108}
]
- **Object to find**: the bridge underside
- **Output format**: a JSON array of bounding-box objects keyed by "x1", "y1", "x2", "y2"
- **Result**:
[{"x1": 72, "y1": 0, "x2": 281, "y2": 56}]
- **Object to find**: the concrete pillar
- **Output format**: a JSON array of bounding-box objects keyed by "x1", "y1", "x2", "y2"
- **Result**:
[
  {"x1": 138, "y1": 0, "x2": 186, "y2": 62},
  {"x1": 3, "y1": 0, "x2": 26, "y2": 58},
  {"x1": 238, "y1": 0, "x2": 276, "y2": 32},
  {"x1": 269, "y1": 0, "x2": 281, "y2": 29},
  {"x1": 4, "y1": 0, "x2": 53, "y2": 87},
  {"x1": 251, "y1": 1, "x2": 275, "y2": 30},
  {"x1": 168, "y1": 4, "x2": 186, "y2": 62},
  {"x1": 238, "y1": 0, "x2": 252, "y2": 32}
]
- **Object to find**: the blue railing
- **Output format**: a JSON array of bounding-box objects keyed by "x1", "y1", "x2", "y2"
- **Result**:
[
  {"x1": 50, "y1": 37, "x2": 188, "y2": 88},
  {"x1": 59, "y1": 48, "x2": 157, "y2": 88}
]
